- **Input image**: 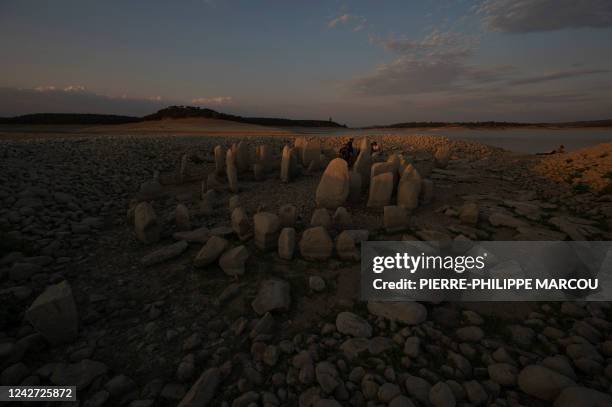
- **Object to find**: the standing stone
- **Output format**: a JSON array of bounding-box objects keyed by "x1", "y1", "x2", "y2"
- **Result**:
[
  {"x1": 420, "y1": 178, "x2": 434, "y2": 204},
  {"x1": 252, "y1": 279, "x2": 291, "y2": 315},
  {"x1": 384, "y1": 206, "x2": 409, "y2": 233},
  {"x1": 299, "y1": 227, "x2": 333, "y2": 261},
  {"x1": 206, "y1": 173, "x2": 223, "y2": 191},
  {"x1": 294, "y1": 136, "x2": 306, "y2": 163},
  {"x1": 200, "y1": 190, "x2": 215, "y2": 215},
  {"x1": 194, "y1": 236, "x2": 229, "y2": 268},
  {"x1": 26, "y1": 281, "x2": 78, "y2": 345},
  {"x1": 278, "y1": 228, "x2": 296, "y2": 260},
  {"x1": 231, "y1": 207, "x2": 252, "y2": 241},
  {"x1": 254, "y1": 212, "x2": 281, "y2": 250},
  {"x1": 310, "y1": 208, "x2": 332, "y2": 229},
  {"x1": 333, "y1": 207, "x2": 351, "y2": 227},
  {"x1": 302, "y1": 139, "x2": 321, "y2": 168},
  {"x1": 134, "y1": 202, "x2": 160, "y2": 244},
  {"x1": 280, "y1": 145, "x2": 293, "y2": 183},
  {"x1": 353, "y1": 138, "x2": 371, "y2": 187},
  {"x1": 434, "y1": 146, "x2": 451, "y2": 169},
  {"x1": 348, "y1": 171, "x2": 362, "y2": 202},
  {"x1": 397, "y1": 165, "x2": 422, "y2": 210},
  {"x1": 258, "y1": 144, "x2": 273, "y2": 172},
  {"x1": 367, "y1": 173, "x2": 394, "y2": 208},
  {"x1": 278, "y1": 204, "x2": 297, "y2": 227},
  {"x1": 219, "y1": 246, "x2": 249, "y2": 276},
  {"x1": 336, "y1": 231, "x2": 359, "y2": 261},
  {"x1": 315, "y1": 158, "x2": 350, "y2": 208},
  {"x1": 459, "y1": 203, "x2": 479, "y2": 225},
  {"x1": 175, "y1": 204, "x2": 191, "y2": 231},
  {"x1": 253, "y1": 163, "x2": 264, "y2": 181},
  {"x1": 228, "y1": 195, "x2": 241, "y2": 212},
  {"x1": 214, "y1": 145, "x2": 225, "y2": 175},
  {"x1": 226, "y1": 149, "x2": 239, "y2": 192},
  {"x1": 235, "y1": 141, "x2": 250, "y2": 173},
  {"x1": 371, "y1": 162, "x2": 396, "y2": 179},
  {"x1": 179, "y1": 154, "x2": 189, "y2": 184}
]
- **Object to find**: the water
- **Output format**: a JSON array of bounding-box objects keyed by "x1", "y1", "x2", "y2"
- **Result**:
[{"x1": 295, "y1": 127, "x2": 612, "y2": 154}]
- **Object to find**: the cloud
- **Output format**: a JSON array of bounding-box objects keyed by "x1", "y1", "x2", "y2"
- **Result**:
[
  {"x1": 478, "y1": 0, "x2": 612, "y2": 33},
  {"x1": 509, "y1": 68, "x2": 611, "y2": 85},
  {"x1": 191, "y1": 96, "x2": 233, "y2": 105},
  {"x1": 328, "y1": 14, "x2": 367, "y2": 32},
  {"x1": 371, "y1": 30, "x2": 478, "y2": 58}
]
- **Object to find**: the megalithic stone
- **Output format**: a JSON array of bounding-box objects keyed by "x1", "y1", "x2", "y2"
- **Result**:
[
  {"x1": 397, "y1": 164, "x2": 422, "y2": 210},
  {"x1": 280, "y1": 145, "x2": 292, "y2": 183},
  {"x1": 353, "y1": 137, "x2": 371, "y2": 188},
  {"x1": 214, "y1": 145, "x2": 226, "y2": 175}
]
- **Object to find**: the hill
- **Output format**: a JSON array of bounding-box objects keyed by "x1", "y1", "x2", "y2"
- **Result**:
[{"x1": 143, "y1": 106, "x2": 346, "y2": 128}]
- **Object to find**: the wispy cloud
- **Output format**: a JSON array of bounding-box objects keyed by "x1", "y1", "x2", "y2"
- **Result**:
[
  {"x1": 509, "y1": 68, "x2": 611, "y2": 85},
  {"x1": 191, "y1": 96, "x2": 233, "y2": 106},
  {"x1": 328, "y1": 13, "x2": 367, "y2": 32},
  {"x1": 478, "y1": 0, "x2": 612, "y2": 33}
]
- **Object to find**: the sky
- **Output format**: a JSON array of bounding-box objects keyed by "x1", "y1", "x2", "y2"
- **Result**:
[{"x1": 1, "y1": 0, "x2": 612, "y2": 126}]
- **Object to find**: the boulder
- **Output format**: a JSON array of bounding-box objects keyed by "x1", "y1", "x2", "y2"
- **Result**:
[
  {"x1": 26, "y1": 281, "x2": 78, "y2": 345},
  {"x1": 299, "y1": 227, "x2": 333, "y2": 261},
  {"x1": 141, "y1": 240, "x2": 188, "y2": 267},
  {"x1": 367, "y1": 173, "x2": 394, "y2": 208},
  {"x1": 429, "y1": 381, "x2": 455, "y2": 407},
  {"x1": 332, "y1": 207, "x2": 351, "y2": 227},
  {"x1": 336, "y1": 312, "x2": 372, "y2": 338},
  {"x1": 459, "y1": 203, "x2": 479, "y2": 225},
  {"x1": 252, "y1": 279, "x2": 291, "y2": 315},
  {"x1": 254, "y1": 212, "x2": 281, "y2": 250},
  {"x1": 214, "y1": 145, "x2": 225, "y2": 175},
  {"x1": 175, "y1": 204, "x2": 191, "y2": 231},
  {"x1": 258, "y1": 144, "x2": 273, "y2": 172},
  {"x1": 219, "y1": 246, "x2": 249, "y2": 276},
  {"x1": 336, "y1": 231, "x2": 359, "y2": 261},
  {"x1": 231, "y1": 207, "x2": 252, "y2": 241},
  {"x1": 134, "y1": 202, "x2": 160, "y2": 244},
  {"x1": 384, "y1": 205, "x2": 409, "y2": 233},
  {"x1": 315, "y1": 158, "x2": 350, "y2": 208},
  {"x1": 554, "y1": 386, "x2": 612, "y2": 407},
  {"x1": 310, "y1": 208, "x2": 332, "y2": 229},
  {"x1": 173, "y1": 227, "x2": 210, "y2": 243},
  {"x1": 371, "y1": 161, "x2": 396, "y2": 180},
  {"x1": 517, "y1": 365, "x2": 575, "y2": 401},
  {"x1": 278, "y1": 228, "x2": 296, "y2": 260},
  {"x1": 228, "y1": 195, "x2": 241, "y2": 212},
  {"x1": 397, "y1": 165, "x2": 422, "y2": 210},
  {"x1": 226, "y1": 163, "x2": 238, "y2": 193},
  {"x1": 367, "y1": 301, "x2": 427, "y2": 325},
  {"x1": 434, "y1": 146, "x2": 451, "y2": 168},
  {"x1": 177, "y1": 368, "x2": 221, "y2": 407},
  {"x1": 194, "y1": 236, "x2": 229, "y2": 268},
  {"x1": 278, "y1": 204, "x2": 297, "y2": 227}
]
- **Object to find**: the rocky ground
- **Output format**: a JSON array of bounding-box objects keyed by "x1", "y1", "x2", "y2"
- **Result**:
[{"x1": 1, "y1": 128, "x2": 612, "y2": 407}]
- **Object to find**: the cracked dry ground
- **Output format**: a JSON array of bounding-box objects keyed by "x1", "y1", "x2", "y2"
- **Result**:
[{"x1": 1, "y1": 132, "x2": 612, "y2": 407}]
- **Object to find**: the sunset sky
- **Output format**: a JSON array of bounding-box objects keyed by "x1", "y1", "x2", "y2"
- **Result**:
[{"x1": 1, "y1": 0, "x2": 612, "y2": 126}]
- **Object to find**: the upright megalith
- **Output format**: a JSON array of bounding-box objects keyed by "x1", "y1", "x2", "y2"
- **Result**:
[
  {"x1": 179, "y1": 154, "x2": 189, "y2": 184},
  {"x1": 258, "y1": 144, "x2": 273, "y2": 172},
  {"x1": 280, "y1": 145, "x2": 293, "y2": 183},
  {"x1": 231, "y1": 207, "x2": 252, "y2": 241},
  {"x1": 367, "y1": 172, "x2": 394, "y2": 208},
  {"x1": 214, "y1": 145, "x2": 225, "y2": 175},
  {"x1": 397, "y1": 165, "x2": 422, "y2": 210},
  {"x1": 353, "y1": 138, "x2": 371, "y2": 187},
  {"x1": 294, "y1": 136, "x2": 306, "y2": 163},
  {"x1": 26, "y1": 281, "x2": 78, "y2": 345},
  {"x1": 302, "y1": 139, "x2": 321, "y2": 168},
  {"x1": 134, "y1": 202, "x2": 160, "y2": 244},
  {"x1": 235, "y1": 141, "x2": 250, "y2": 173},
  {"x1": 434, "y1": 145, "x2": 451, "y2": 168},
  {"x1": 299, "y1": 226, "x2": 333, "y2": 261},
  {"x1": 315, "y1": 158, "x2": 350, "y2": 208},
  {"x1": 226, "y1": 150, "x2": 239, "y2": 193},
  {"x1": 278, "y1": 204, "x2": 297, "y2": 227},
  {"x1": 254, "y1": 212, "x2": 281, "y2": 250},
  {"x1": 348, "y1": 171, "x2": 362, "y2": 202},
  {"x1": 175, "y1": 204, "x2": 191, "y2": 231},
  {"x1": 278, "y1": 227, "x2": 296, "y2": 260}
]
